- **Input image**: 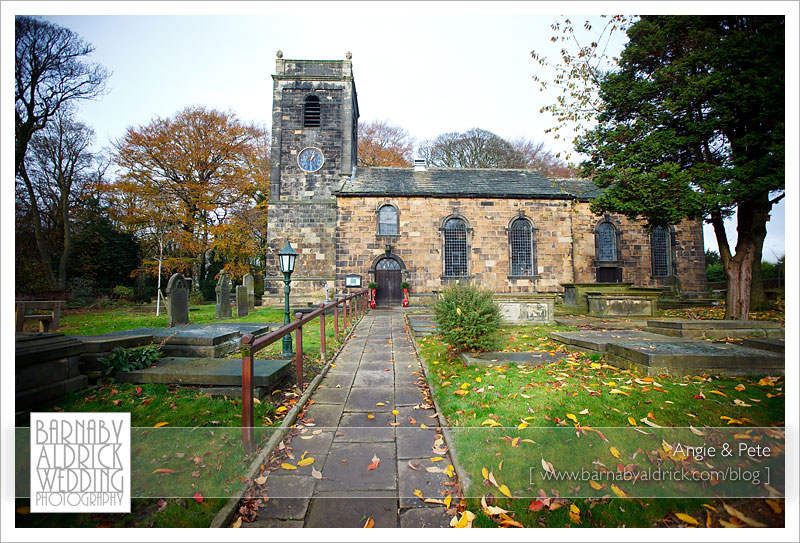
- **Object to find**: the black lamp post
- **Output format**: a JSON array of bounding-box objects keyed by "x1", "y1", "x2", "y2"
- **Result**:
[{"x1": 279, "y1": 240, "x2": 298, "y2": 358}]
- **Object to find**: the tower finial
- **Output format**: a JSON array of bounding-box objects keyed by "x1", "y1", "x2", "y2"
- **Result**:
[
  {"x1": 346, "y1": 51, "x2": 352, "y2": 60},
  {"x1": 276, "y1": 50, "x2": 283, "y2": 59}
]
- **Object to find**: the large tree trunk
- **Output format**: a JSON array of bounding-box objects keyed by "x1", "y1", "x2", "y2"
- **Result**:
[
  {"x1": 57, "y1": 188, "x2": 71, "y2": 291},
  {"x1": 18, "y1": 161, "x2": 57, "y2": 290},
  {"x1": 722, "y1": 200, "x2": 770, "y2": 320},
  {"x1": 749, "y1": 241, "x2": 768, "y2": 310}
]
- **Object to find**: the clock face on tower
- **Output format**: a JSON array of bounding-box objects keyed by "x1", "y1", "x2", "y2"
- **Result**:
[{"x1": 297, "y1": 147, "x2": 325, "y2": 172}]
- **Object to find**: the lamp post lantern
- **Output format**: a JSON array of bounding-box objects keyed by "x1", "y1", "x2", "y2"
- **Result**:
[{"x1": 279, "y1": 240, "x2": 298, "y2": 358}]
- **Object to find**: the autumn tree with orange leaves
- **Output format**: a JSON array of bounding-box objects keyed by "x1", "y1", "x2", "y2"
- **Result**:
[
  {"x1": 357, "y1": 120, "x2": 414, "y2": 167},
  {"x1": 112, "y1": 107, "x2": 267, "y2": 283}
]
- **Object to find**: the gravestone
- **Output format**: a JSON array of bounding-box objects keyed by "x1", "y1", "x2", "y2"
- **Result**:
[
  {"x1": 323, "y1": 283, "x2": 330, "y2": 303},
  {"x1": 243, "y1": 273, "x2": 255, "y2": 310},
  {"x1": 166, "y1": 273, "x2": 189, "y2": 327},
  {"x1": 215, "y1": 273, "x2": 232, "y2": 319},
  {"x1": 237, "y1": 285, "x2": 249, "y2": 317}
]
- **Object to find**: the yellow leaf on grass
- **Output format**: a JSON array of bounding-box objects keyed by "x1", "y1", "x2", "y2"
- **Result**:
[
  {"x1": 609, "y1": 446, "x2": 621, "y2": 459},
  {"x1": 481, "y1": 495, "x2": 509, "y2": 515},
  {"x1": 297, "y1": 457, "x2": 315, "y2": 467},
  {"x1": 675, "y1": 513, "x2": 699, "y2": 525},
  {"x1": 482, "y1": 467, "x2": 489, "y2": 480},
  {"x1": 276, "y1": 406, "x2": 288, "y2": 413},
  {"x1": 566, "y1": 413, "x2": 578, "y2": 423},
  {"x1": 454, "y1": 389, "x2": 469, "y2": 396},
  {"x1": 154, "y1": 421, "x2": 169, "y2": 428},
  {"x1": 518, "y1": 422, "x2": 529, "y2": 430},
  {"x1": 541, "y1": 457, "x2": 555, "y2": 475},
  {"x1": 497, "y1": 484, "x2": 512, "y2": 498},
  {"x1": 735, "y1": 384, "x2": 746, "y2": 392},
  {"x1": 499, "y1": 460, "x2": 504, "y2": 471},
  {"x1": 511, "y1": 437, "x2": 520, "y2": 448},
  {"x1": 611, "y1": 484, "x2": 629, "y2": 499},
  {"x1": 569, "y1": 504, "x2": 581, "y2": 525},
  {"x1": 589, "y1": 480, "x2": 605, "y2": 491},
  {"x1": 723, "y1": 502, "x2": 767, "y2": 527},
  {"x1": 709, "y1": 390, "x2": 728, "y2": 398},
  {"x1": 281, "y1": 463, "x2": 297, "y2": 470},
  {"x1": 701, "y1": 504, "x2": 718, "y2": 513},
  {"x1": 765, "y1": 499, "x2": 782, "y2": 514},
  {"x1": 609, "y1": 389, "x2": 629, "y2": 396},
  {"x1": 456, "y1": 307, "x2": 462, "y2": 315},
  {"x1": 481, "y1": 419, "x2": 502, "y2": 427},
  {"x1": 627, "y1": 417, "x2": 637, "y2": 426},
  {"x1": 450, "y1": 510, "x2": 475, "y2": 528},
  {"x1": 152, "y1": 468, "x2": 178, "y2": 474}
]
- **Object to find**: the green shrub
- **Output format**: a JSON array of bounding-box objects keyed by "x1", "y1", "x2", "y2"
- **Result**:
[
  {"x1": 431, "y1": 281, "x2": 502, "y2": 353},
  {"x1": 706, "y1": 262, "x2": 726, "y2": 283},
  {"x1": 401, "y1": 281, "x2": 410, "y2": 290},
  {"x1": 66, "y1": 277, "x2": 95, "y2": 307},
  {"x1": 199, "y1": 279, "x2": 217, "y2": 301},
  {"x1": 112, "y1": 285, "x2": 135, "y2": 301},
  {"x1": 368, "y1": 281, "x2": 378, "y2": 289},
  {"x1": 98, "y1": 346, "x2": 161, "y2": 377},
  {"x1": 188, "y1": 290, "x2": 204, "y2": 305}
]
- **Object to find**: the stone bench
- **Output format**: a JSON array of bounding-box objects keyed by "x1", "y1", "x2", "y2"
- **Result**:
[{"x1": 15, "y1": 300, "x2": 65, "y2": 332}]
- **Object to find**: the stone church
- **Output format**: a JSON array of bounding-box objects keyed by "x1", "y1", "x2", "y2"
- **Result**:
[{"x1": 265, "y1": 55, "x2": 707, "y2": 305}]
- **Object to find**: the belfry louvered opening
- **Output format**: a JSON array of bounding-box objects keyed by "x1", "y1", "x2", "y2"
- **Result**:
[
  {"x1": 443, "y1": 218, "x2": 468, "y2": 277},
  {"x1": 303, "y1": 95, "x2": 320, "y2": 127}
]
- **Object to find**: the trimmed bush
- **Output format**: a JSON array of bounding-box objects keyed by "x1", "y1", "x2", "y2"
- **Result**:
[
  {"x1": 188, "y1": 290, "x2": 204, "y2": 305},
  {"x1": 431, "y1": 281, "x2": 502, "y2": 353},
  {"x1": 112, "y1": 285, "x2": 135, "y2": 301}
]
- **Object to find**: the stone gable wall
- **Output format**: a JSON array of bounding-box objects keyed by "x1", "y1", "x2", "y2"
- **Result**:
[{"x1": 335, "y1": 196, "x2": 707, "y2": 295}]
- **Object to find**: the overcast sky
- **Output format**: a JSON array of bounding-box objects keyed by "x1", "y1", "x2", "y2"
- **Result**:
[{"x1": 4, "y1": 2, "x2": 796, "y2": 261}]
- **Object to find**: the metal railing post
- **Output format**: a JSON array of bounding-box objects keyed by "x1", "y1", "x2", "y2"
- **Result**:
[
  {"x1": 294, "y1": 312, "x2": 304, "y2": 391},
  {"x1": 333, "y1": 298, "x2": 339, "y2": 340},
  {"x1": 241, "y1": 334, "x2": 255, "y2": 453},
  {"x1": 344, "y1": 295, "x2": 349, "y2": 329},
  {"x1": 319, "y1": 303, "x2": 326, "y2": 364}
]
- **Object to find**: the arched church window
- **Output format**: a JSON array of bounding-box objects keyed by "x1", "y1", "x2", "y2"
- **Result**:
[
  {"x1": 378, "y1": 205, "x2": 398, "y2": 236},
  {"x1": 303, "y1": 95, "x2": 320, "y2": 127},
  {"x1": 509, "y1": 218, "x2": 537, "y2": 277},
  {"x1": 376, "y1": 257, "x2": 401, "y2": 270},
  {"x1": 443, "y1": 218, "x2": 468, "y2": 277},
  {"x1": 651, "y1": 226, "x2": 673, "y2": 277},
  {"x1": 595, "y1": 221, "x2": 618, "y2": 262}
]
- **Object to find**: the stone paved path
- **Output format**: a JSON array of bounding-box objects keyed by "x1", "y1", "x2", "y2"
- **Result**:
[{"x1": 243, "y1": 309, "x2": 457, "y2": 528}]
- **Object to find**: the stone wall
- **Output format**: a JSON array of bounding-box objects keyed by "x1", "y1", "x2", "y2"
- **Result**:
[
  {"x1": 265, "y1": 58, "x2": 358, "y2": 299},
  {"x1": 335, "y1": 196, "x2": 706, "y2": 295}
]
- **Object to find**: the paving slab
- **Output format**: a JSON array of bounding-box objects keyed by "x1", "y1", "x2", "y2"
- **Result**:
[
  {"x1": 459, "y1": 350, "x2": 567, "y2": 367},
  {"x1": 344, "y1": 387, "x2": 395, "y2": 411},
  {"x1": 301, "y1": 403, "x2": 344, "y2": 428},
  {"x1": 254, "y1": 475, "x2": 316, "y2": 520},
  {"x1": 318, "y1": 371, "x2": 355, "y2": 389},
  {"x1": 335, "y1": 412, "x2": 395, "y2": 442},
  {"x1": 316, "y1": 442, "x2": 397, "y2": 492},
  {"x1": 398, "y1": 458, "x2": 452, "y2": 508},
  {"x1": 305, "y1": 491, "x2": 399, "y2": 528},
  {"x1": 407, "y1": 314, "x2": 438, "y2": 336},
  {"x1": 395, "y1": 386, "x2": 426, "y2": 406},
  {"x1": 309, "y1": 386, "x2": 349, "y2": 404},
  {"x1": 286, "y1": 429, "x2": 335, "y2": 455},
  {"x1": 241, "y1": 518, "x2": 304, "y2": 528},
  {"x1": 352, "y1": 369, "x2": 394, "y2": 388},
  {"x1": 396, "y1": 425, "x2": 439, "y2": 457},
  {"x1": 117, "y1": 357, "x2": 290, "y2": 386},
  {"x1": 399, "y1": 506, "x2": 452, "y2": 528}
]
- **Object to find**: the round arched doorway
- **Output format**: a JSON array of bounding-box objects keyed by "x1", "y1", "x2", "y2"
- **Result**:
[{"x1": 374, "y1": 256, "x2": 402, "y2": 306}]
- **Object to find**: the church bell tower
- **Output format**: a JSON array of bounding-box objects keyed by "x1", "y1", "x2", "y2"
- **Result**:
[{"x1": 265, "y1": 52, "x2": 359, "y2": 299}]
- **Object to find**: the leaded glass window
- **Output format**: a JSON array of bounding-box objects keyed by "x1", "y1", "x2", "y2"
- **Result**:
[
  {"x1": 376, "y1": 257, "x2": 401, "y2": 270},
  {"x1": 510, "y1": 219, "x2": 536, "y2": 276},
  {"x1": 595, "y1": 222, "x2": 617, "y2": 261},
  {"x1": 443, "y1": 218, "x2": 468, "y2": 277},
  {"x1": 378, "y1": 205, "x2": 398, "y2": 236},
  {"x1": 652, "y1": 226, "x2": 671, "y2": 276}
]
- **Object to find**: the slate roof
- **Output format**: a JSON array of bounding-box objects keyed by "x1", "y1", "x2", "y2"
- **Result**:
[{"x1": 335, "y1": 167, "x2": 603, "y2": 200}]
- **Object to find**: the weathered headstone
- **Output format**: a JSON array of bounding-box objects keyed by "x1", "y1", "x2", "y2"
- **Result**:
[
  {"x1": 215, "y1": 273, "x2": 232, "y2": 319},
  {"x1": 243, "y1": 273, "x2": 255, "y2": 310},
  {"x1": 323, "y1": 283, "x2": 330, "y2": 303},
  {"x1": 166, "y1": 273, "x2": 189, "y2": 327},
  {"x1": 237, "y1": 285, "x2": 249, "y2": 317}
]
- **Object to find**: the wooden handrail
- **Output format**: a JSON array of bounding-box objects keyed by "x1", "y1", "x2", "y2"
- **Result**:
[{"x1": 241, "y1": 288, "x2": 368, "y2": 451}]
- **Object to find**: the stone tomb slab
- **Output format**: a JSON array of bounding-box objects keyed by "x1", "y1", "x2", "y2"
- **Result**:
[
  {"x1": 407, "y1": 314, "x2": 437, "y2": 336},
  {"x1": 741, "y1": 338, "x2": 785, "y2": 353},
  {"x1": 344, "y1": 387, "x2": 394, "y2": 412},
  {"x1": 118, "y1": 357, "x2": 290, "y2": 386},
  {"x1": 253, "y1": 474, "x2": 316, "y2": 520},
  {"x1": 549, "y1": 330, "x2": 691, "y2": 353},
  {"x1": 335, "y1": 412, "x2": 395, "y2": 442},
  {"x1": 459, "y1": 350, "x2": 567, "y2": 367},
  {"x1": 606, "y1": 340, "x2": 785, "y2": 376},
  {"x1": 646, "y1": 319, "x2": 784, "y2": 339},
  {"x1": 305, "y1": 491, "x2": 398, "y2": 528}
]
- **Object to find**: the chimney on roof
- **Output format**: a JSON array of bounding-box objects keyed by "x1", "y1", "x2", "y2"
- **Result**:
[{"x1": 413, "y1": 158, "x2": 427, "y2": 171}]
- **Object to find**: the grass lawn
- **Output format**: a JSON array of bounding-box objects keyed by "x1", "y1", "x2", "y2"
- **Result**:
[
  {"x1": 418, "y1": 326, "x2": 786, "y2": 528},
  {"x1": 16, "y1": 302, "x2": 361, "y2": 528}
]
